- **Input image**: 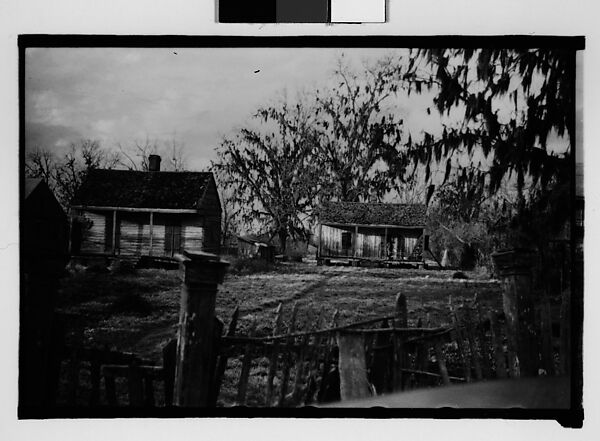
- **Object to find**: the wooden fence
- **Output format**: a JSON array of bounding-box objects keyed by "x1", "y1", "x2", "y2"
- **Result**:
[{"x1": 54, "y1": 288, "x2": 570, "y2": 408}]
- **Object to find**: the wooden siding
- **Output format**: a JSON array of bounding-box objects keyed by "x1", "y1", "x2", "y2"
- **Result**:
[
  {"x1": 321, "y1": 225, "x2": 354, "y2": 257},
  {"x1": 79, "y1": 211, "x2": 107, "y2": 254},
  {"x1": 72, "y1": 210, "x2": 215, "y2": 257},
  {"x1": 320, "y1": 224, "x2": 423, "y2": 260},
  {"x1": 356, "y1": 230, "x2": 385, "y2": 259},
  {"x1": 181, "y1": 217, "x2": 204, "y2": 253},
  {"x1": 119, "y1": 218, "x2": 150, "y2": 256}
]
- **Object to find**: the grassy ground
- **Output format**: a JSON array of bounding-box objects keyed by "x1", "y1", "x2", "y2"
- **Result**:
[{"x1": 55, "y1": 260, "x2": 504, "y2": 406}]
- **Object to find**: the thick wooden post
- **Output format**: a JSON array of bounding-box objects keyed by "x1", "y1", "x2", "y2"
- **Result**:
[
  {"x1": 491, "y1": 249, "x2": 538, "y2": 377},
  {"x1": 393, "y1": 293, "x2": 408, "y2": 390},
  {"x1": 173, "y1": 251, "x2": 229, "y2": 407},
  {"x1": 337, "y1": 331, "x2": 371, "y2": 401},
  {"x1": 353, "y1": 225, "x2": 359, "y2": 258}
]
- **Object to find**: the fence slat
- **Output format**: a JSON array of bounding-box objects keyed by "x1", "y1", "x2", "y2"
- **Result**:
[
  {"x1": 463, "y1": 306, "x2": 483, "y2": 381},
  {"x1": 67, "y1": 348, "x2": 79, "y2": 405},
  {"x1": 337, "y1": 331, "x2": 371, "y2": 401},
  {"x1": 235, "y1": 321, "x2": 257, "y2": 406},
  {"x1": 449, "y1": 298, "x2": 472, "y2": 382},
  {"x1": 162, "y1": 339, "x2": 177, "y2": 406},
  {"x1": 144, "y1": 377, "x2": 155, "y2": 407},
  {"x1": 473, "y1": 295, "x2": 492, "y2": 379},
  {"x1": 265, "y1": 303, "x2": 284, "y2": 406},
  {"x1": 414, "y1": 318, "x2": 430, "y2": 388},
  {"x1": 292, "y1": 307, "x2": 315, "y2": 402},
  {"x1": 89, "y1": 349, "x2": 101, "y2": 406},
  {"x1": 104, "y1": 373, "x2": 117, "y2": 406},
  {"x1": 212, "y1": 306, "x2": 239, "y2": 405},
  {"x1": 488, "y1": 311, "x2": 507, "y2": 379},
  {"x1": 540, "y1": 297, "x2": 555, "y2": 376},
  {"x1": 392, "y1": 293, "x2": 408, "y2": 391},
  {"x1": 559, "y1": 288, "x2": 571, "y2": 375},
  {"x1": 128, "y1": 360, "x2": 144, "y2": 407},
  {"x1": 434, "y1": 339, "x2": 451, "y2": 386},
  {"x1": 278, "y1": 302, "x2": 299, "y2": 407},
  {"x1": 369, "y1": 319, "x2": 392, "y2": 394},
  {"x1": 316, "y1": 310, "x2": 340, "y2": 403},
  {"x1": 303, "y1": 308, "x2": 330, "y2": 405}
]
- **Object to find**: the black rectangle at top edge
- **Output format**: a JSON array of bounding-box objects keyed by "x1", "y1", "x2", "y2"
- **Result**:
[
  {"x1": 219, "y1": 0, "x2": 277, "y2": 23},
  {"x1": 17, "y1": 35, "x2": 585, "y2": 50}
]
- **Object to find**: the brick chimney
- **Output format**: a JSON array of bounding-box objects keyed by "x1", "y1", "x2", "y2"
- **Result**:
[{"x1": 148, "y1": 154, "x2": 161, "y2": 172}]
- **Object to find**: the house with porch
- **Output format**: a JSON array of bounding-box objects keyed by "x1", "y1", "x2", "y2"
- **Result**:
[
  {"x1": 69, "y1": 155, "x2": 221, "y2": 260},
  {"x1": 317, "y1": 201, "x2": 428, "y2": 266}
]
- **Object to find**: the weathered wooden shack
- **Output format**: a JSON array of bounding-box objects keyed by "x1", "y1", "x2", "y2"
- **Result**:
[
  {"x1": 317, "y1": 201, "x2": 427, "y2": 265},
  {"x1": 69, "y1": 156, "x2": 221, "y2": 259}
]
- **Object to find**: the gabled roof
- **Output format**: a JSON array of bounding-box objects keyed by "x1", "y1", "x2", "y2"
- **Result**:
[
  {"x1": 25, "y1": 178, "x2": 43, "y2": 199},
  {"x1": 319, "y1": 201, "x2": 427, "y2": 227},
  {"x1": 71, "y1": 169, "x2": 215, "y2": 210}
]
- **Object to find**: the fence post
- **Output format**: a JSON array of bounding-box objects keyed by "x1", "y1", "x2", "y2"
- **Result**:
[
  {"x1": 337, "y1": 331, "x2": 371, "y2": 401},
  {"x1": 173, "y1": 251, "x2": 229, "y2": 407},
  {"x1": 491, "y1": 249, "x2": 538, "y2": 377}
]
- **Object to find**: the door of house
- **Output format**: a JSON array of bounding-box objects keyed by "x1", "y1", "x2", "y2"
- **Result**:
[{"x1": 165, "y1": 223, "x2": 182, "y2": 257}]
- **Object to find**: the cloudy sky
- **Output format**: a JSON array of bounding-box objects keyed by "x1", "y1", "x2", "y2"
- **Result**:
[{"x1": 26, "y1": 47, "x2": 440, "y2": 171}]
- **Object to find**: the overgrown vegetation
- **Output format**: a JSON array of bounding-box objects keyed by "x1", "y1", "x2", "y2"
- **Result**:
[{"x1": 213, "y1": 49, "x2": 574, "y2": 267}]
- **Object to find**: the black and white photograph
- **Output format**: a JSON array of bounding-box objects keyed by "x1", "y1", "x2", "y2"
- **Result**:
[{"x1": 17, "y1": 37, "x2": 584, "y2": 423}]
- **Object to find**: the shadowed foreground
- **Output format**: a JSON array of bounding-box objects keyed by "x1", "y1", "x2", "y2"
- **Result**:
[{"x1": 324, "y1": 376, "x2": 570, "y2": 408}]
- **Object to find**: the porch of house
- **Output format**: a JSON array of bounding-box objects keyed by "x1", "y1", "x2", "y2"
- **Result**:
[
  {"x1": 317, "y1": 223, "x2": 425, "y2": 267},
  {"x1": 70, "y1": 208, "x2": 210, "y2": 261}
]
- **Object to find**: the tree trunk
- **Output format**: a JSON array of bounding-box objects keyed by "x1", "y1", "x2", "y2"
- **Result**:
[{"x1": 278, "y1": 229, "x2": 288, "y2": 254}]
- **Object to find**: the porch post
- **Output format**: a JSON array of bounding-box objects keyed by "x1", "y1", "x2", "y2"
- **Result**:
[
  {"x1": 112, "y1": 210, "x2": 117, "y2": 255},
  {"x1": 353, "y1": 225, "x2": 358, "y2": 257},
  {"x1": 384, "y1": 227, "x2": 388, "y2": 259},
  {"x1": 149, "y1": 212, "x2": 154, "y2": 256},
  {"x1": 318, "y1": 223, "x2": 322, "y2": 258}
]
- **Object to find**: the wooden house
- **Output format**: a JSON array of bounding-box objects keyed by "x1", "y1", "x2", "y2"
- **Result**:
[
  {"x1": 69, "y1": 156, "x2": 221, "y2": 259},
  {"x1": 317, "y1": 202, "x2": 427, "y2": 266}
]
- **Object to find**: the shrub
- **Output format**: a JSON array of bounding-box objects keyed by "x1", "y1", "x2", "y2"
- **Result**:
[{"x1": 229, "y1": 257, "x2": 275, "y2": 275}]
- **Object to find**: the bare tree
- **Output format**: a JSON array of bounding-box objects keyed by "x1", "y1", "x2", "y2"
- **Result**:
[
  {"x1": 118, "y1": 135, "x2": 187, "y2": 171},
  {"x1": 164, "y1": 135, "x2": 187, "y2": 171},
  {"x1": 25, "y1": 148, "x2": 57, "y2": 186},
  {"x1": 117, "y1": 136, "x2": 159, "y2": 171},
  {"x1": 24, "y1": 139, "x2": 120, "y2": 208}
]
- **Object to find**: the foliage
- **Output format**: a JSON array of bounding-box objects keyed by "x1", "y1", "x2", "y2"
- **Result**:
[
  {"x1": 314, "y1": 57, "x2": 407, "y2": 202},
  {"x1": 229, "y1": 256, "x2": 276, "y2": 275},
  {"x1": 213, "y1": 99, "x2": 323, "y2": 252},
  {"x1": 397, "y1": 48, "x2": 575, "y2": 252}
]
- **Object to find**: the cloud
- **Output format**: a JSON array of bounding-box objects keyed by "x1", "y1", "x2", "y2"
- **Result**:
[
  {"x1": 24, "y1": 47, "x2": 414, "y2": 169},
  {"x1": 25, "y1": 121, "x2": 84, "y2": 154}
]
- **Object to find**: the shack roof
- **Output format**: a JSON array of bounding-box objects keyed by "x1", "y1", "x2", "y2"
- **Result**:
[
  {"x1": 319, "y1": 201, "x2": 427, "y2": 227},
  {"x1": 25, "y1": 178, "x2": 43, "y2": 199},
  {"x1": 71, "y1": 169, "x2": 215, "y2": 210}
]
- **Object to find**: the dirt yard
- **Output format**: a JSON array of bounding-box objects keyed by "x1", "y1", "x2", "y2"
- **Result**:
[{"x1": 56, "y1": 261, "x2": 503, "y2": 364}]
